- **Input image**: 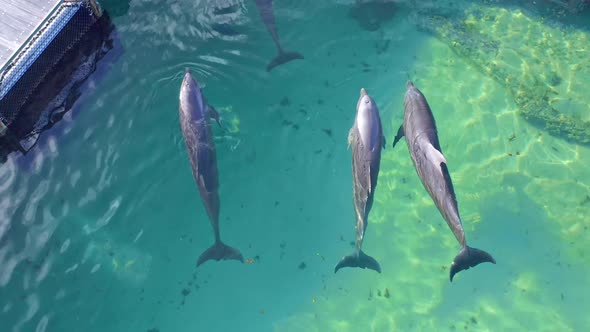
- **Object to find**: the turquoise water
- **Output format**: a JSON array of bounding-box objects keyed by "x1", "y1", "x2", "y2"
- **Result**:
[{"x1": 2, "y1": 0, "x2": 590, "y2": 331}]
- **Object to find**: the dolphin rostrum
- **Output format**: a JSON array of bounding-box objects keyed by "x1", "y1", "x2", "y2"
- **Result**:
[
  {"x1": 254, "y1": 0, "x2": 304, "y2": 72},
  {"x1": 335, "y1": 88, "x2": 385, "y2": 274},
  {"x1": 179, "y1": 68, "x2": 244, "y2": 267},
  {"x1": 392, "y1": 81, "x2": 495, "y2": 281}
]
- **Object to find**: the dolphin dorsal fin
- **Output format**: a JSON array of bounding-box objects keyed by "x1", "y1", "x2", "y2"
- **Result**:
[{"x1": 427, "y1": 143, "x2": 447, "y2": 173}]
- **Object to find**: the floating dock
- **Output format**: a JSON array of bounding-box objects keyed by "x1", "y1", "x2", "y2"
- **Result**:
[
  {"x1": 0, "y1": 0, "x2": 108, "y2": 160},
  {"x1": 0, "y1": 1, "x2": 60, "y2": 69},
  {"x1": 0, "y1": 0, "x2": 101, "y2": 127}
]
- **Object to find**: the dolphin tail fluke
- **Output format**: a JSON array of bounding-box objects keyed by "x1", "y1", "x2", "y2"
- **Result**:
[
  {"x1": 196, "y1": 241, "x2": 244, "y2": 267},
  {"x1": 449, "y1": 246, "x2": 496, "y2": 281},
  {"x1": 266, "y1": 50, "x2": 304, "y2": 72},
  {"x1": 334, "y1": 250, "x2": 381, "y2": 273}
]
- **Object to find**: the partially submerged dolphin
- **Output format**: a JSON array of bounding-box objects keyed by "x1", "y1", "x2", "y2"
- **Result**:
[
  {"x1": 392, "y1": 81, "x2": 495, "y2": 281},
  {"x1": 254, "y1": 0, "x2": 304, "y2": 72},
  {"x1": 335, "y1": 88, "x2": 385, "y2": 274},
  {"x1": 179, "y1": 68, "x2": 243, "y2": 267}
]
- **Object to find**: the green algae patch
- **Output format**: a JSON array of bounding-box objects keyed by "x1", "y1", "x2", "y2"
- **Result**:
[
  {"x1": 415, "y1": 5, "x2": 590, "y2": 146},
  {"x1": 82, "y1": 236, "x2": 153, "y2": 285},
  {"x1": 448, "y1": 282, "x2": 575, "y2": 332},
  {"x1": 219, "y1": 105, "x2": 241, "y2": 134},
  {"x1": 477, "y1": 272, "x2": 573, "y2": 331},
  {"x1": 520, "y1": 140, "x2": 590, "y2": 261}
]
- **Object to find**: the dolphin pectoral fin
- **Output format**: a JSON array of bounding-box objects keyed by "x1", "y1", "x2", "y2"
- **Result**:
[
  {"x1": 266, "y1": 50, "x2": 304, "y2": 72},
  {"x1": 449, "y1": 246, "x2": 496, "y2": 282},
  {"x1": 367, "y1": 166, "x2": 373, "y2": 194},
  {"x1": 348, "y1": 128, "x2": 354, "y2": 150},
  {"x1": 334, "y1": 250, "x2": 381, "y2": 273},
  {"x1": 427, "y1": 143, "x2": 447, "y2": 170},
  {"x1": 197, "y1": 241, "x2": 244, "y2": 267},
  {"x1": 198, "y1": 174, "x2": 207, "y2": 189},
  {"x1": 382, "y1": 135, "x2": 386, "y2": 150},
  {"x1": 391, "y1": 125, "x2": 404, "y2": 149},
  {"x1": 207, "y1": 105, "x2": 222, "y2": 128}
]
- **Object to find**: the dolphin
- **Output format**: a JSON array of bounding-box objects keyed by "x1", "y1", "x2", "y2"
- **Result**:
[
  {"x1": 392, "y1": 81, "x2": 495, "y2": 281},
  {"x1": 254, "y1": 0, "x2": 304, "y2": 72},
  {"x1": 335, "y1": 88, "x2": 385, "y2": 274},
  {"x1": 179, "y1": 68, "x2": 244, "y2": 267}
]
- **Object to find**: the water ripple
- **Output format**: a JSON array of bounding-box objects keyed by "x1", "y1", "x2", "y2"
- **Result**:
[
  {"x1": 23, "y1": 180, "x2": 50, "y2": 226},
  {"x1": 90, "y1": 264, "x2": 101, "y2": 274},
  {"x1": 25, "y1": 206, "x2": 59, "y2": 257},
  {"x1": 113, "y1": 0, "x2": 279, "y2": 87},
  {"x1": 34, "y1": 315, "x2": 49, "y2": 332},
  {"x1": 12, "y1": 293, "x2": 39, "y2": 332},
  {"x1": 0, "y1": 162, "x2": 26, "y2": 242},
  {"x1": 0, "y1": 156, "x2": 15, "y2": 193},
  {"x1": 78, "y1": 188, "x2": 97, "y2": 207},
  {"x1": 0, "y1": 242, "x2": 18, "y2": 287},
  {"x1": 34, "y1": 253, "x2": 52, "y2": 286},
  {"x1": 69, "y1": 169, "x2": 81, "y2": 188},
  {"x1": 82, "y1": 197, "x2": 122, "y2": 235},
  {"x1": 59, "y1": 239, "x2": 70, "y2": 254}
]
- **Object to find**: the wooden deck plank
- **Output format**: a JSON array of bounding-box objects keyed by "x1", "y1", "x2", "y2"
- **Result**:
[{"x1": 0, "y1": 0, "x2": 62, "y2": 70}]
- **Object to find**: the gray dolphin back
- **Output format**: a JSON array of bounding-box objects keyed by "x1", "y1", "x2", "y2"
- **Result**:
[
  {"x1": 179, "y1": 69, "x2": 244, "y2": 267},
  {"x1": 397, "y1": 81, "x2": 495, "y2": 281},
  {"x1": 334, "y1": 89, "x2": 383, "y2": 274}
]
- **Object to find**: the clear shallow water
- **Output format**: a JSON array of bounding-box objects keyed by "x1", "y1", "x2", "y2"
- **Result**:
[{"x1": 1, "y1": 0, "x2": 590, "y2": 331}]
